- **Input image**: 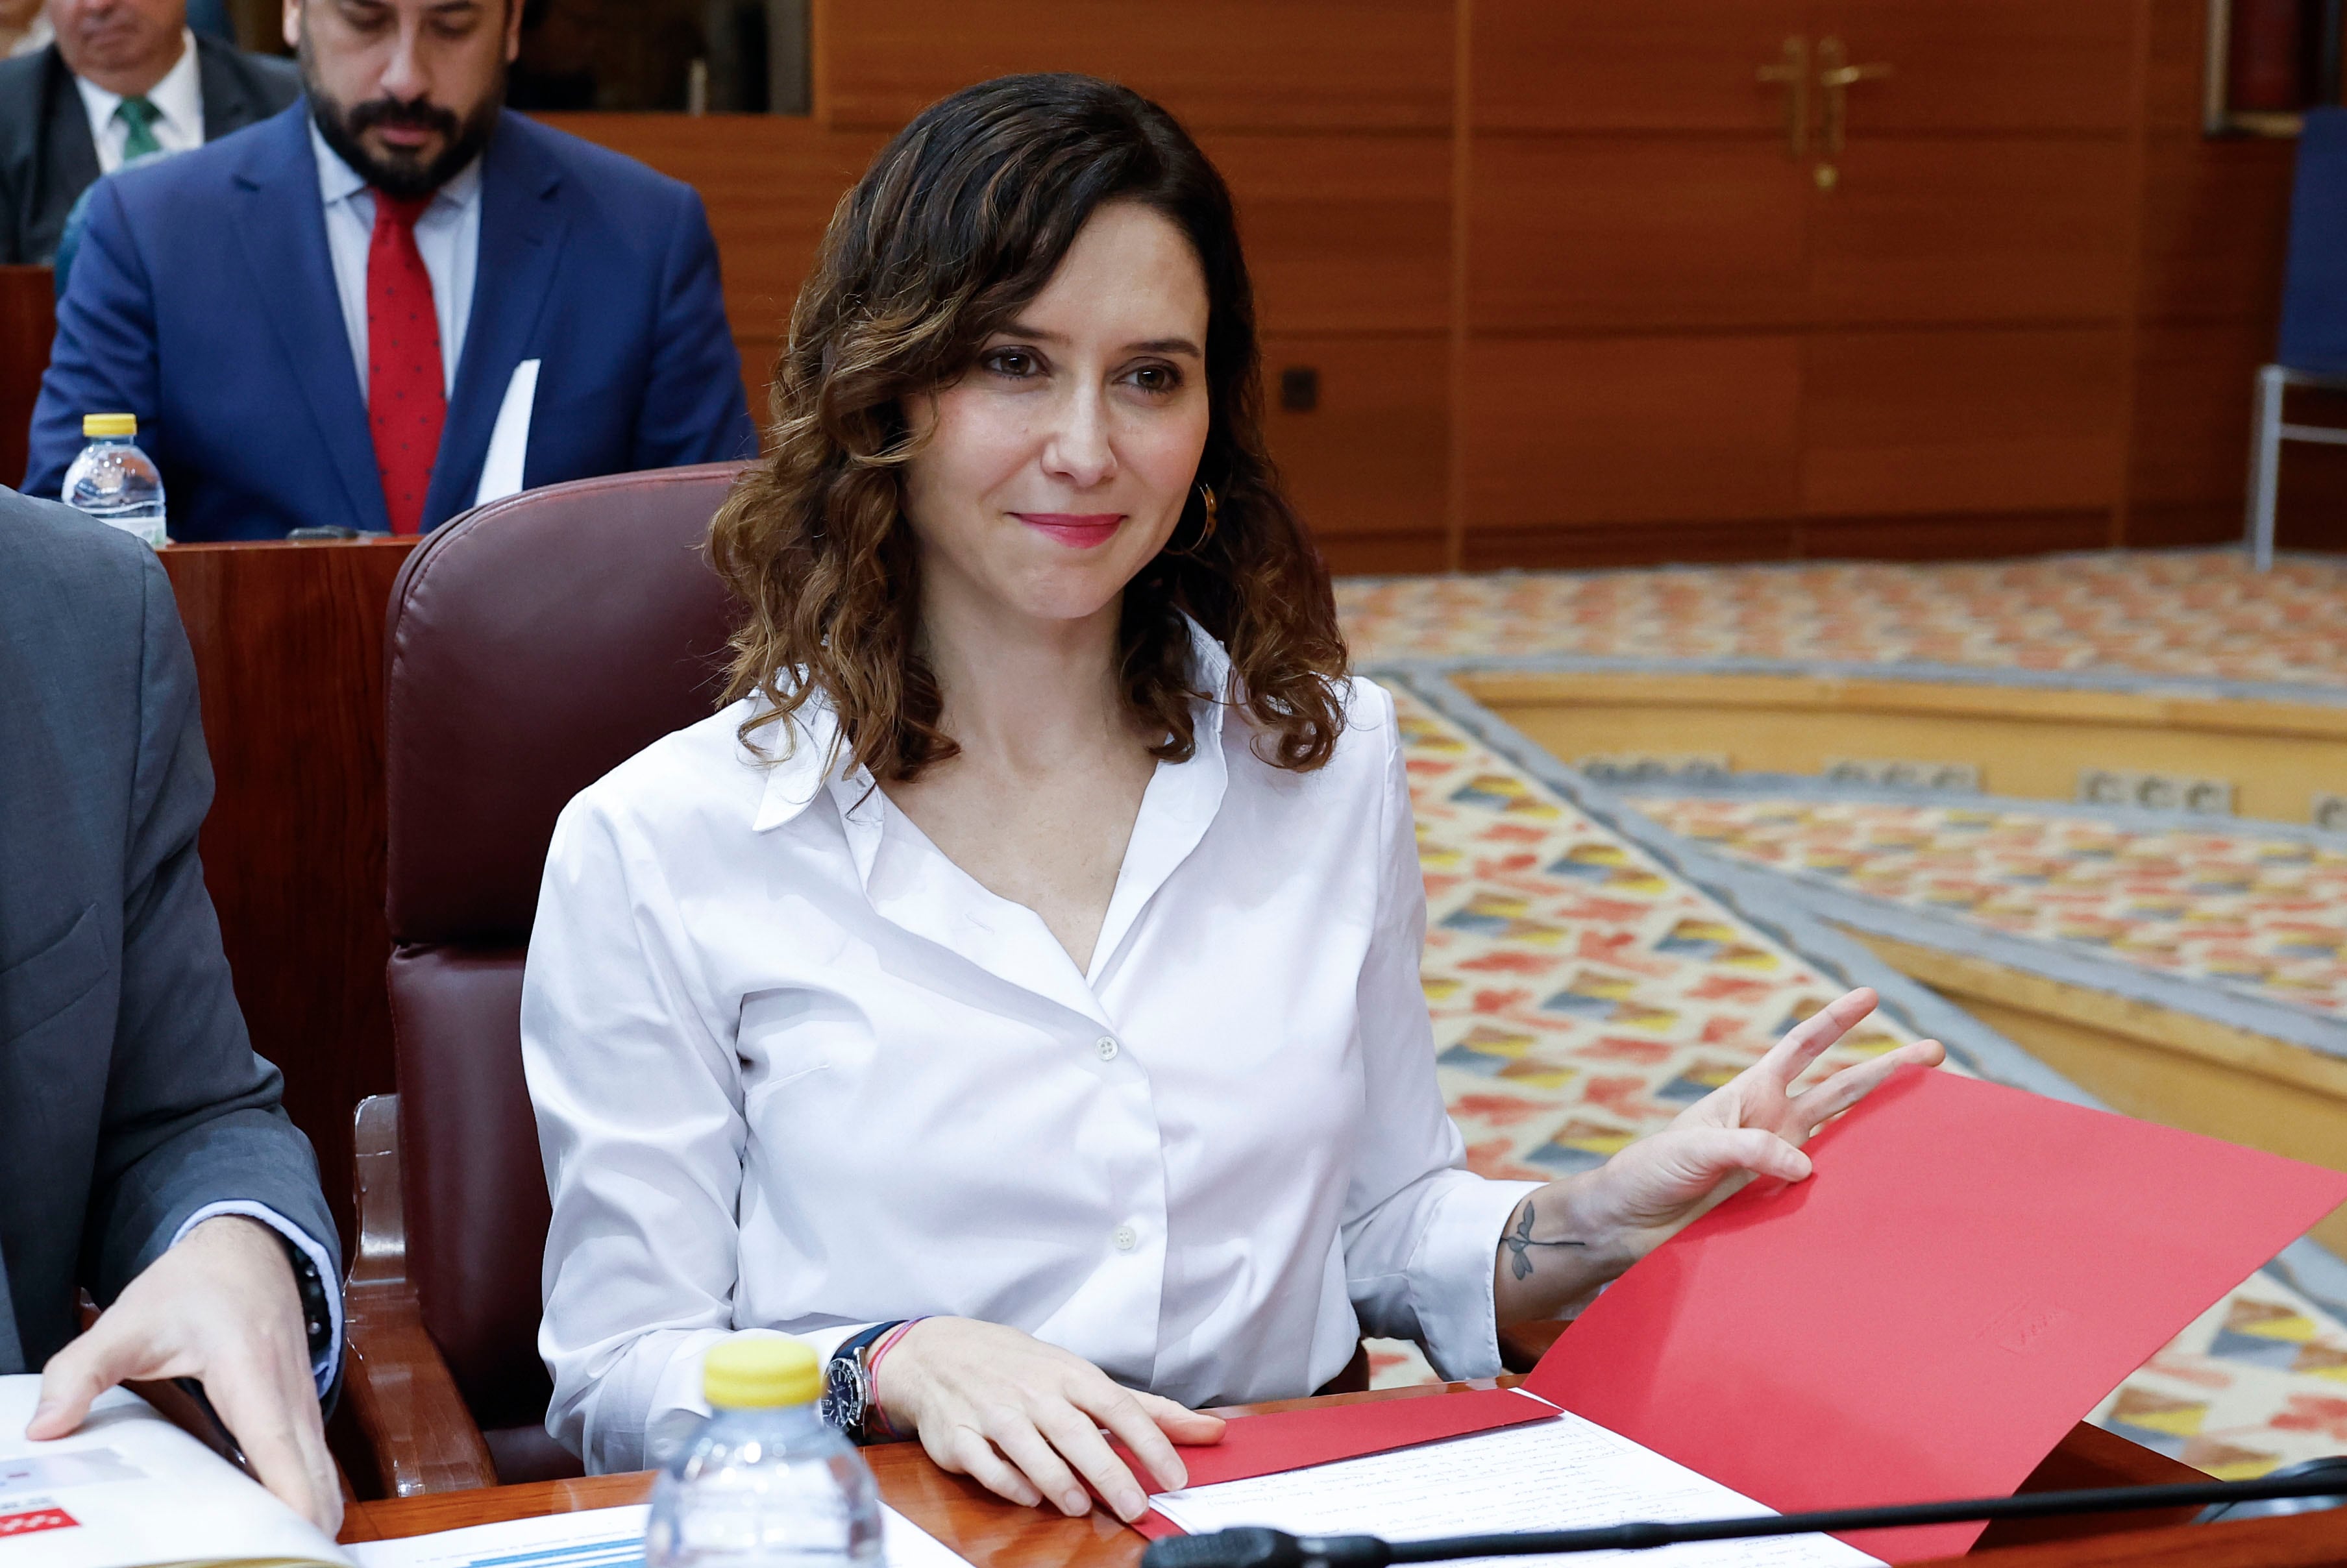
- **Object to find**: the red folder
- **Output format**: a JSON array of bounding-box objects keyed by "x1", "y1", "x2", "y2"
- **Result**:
[
  {"x1": 1124, "y1": 1386, "x2": 1554, "y2": 1537},
  {"x1": 1524, "y1": 1066, "x2": 2347, "y2": 1560},
  {"x1": 1135, "y1": 1068, "x2": 2346, "y2": 1557}
]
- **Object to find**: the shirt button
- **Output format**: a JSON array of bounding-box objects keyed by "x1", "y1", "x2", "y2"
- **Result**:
[
  {"x1": 1096, "y1": 1036, "x2": 1120, "y2": 1062},
  {"x1": 1112, "y1": 1225, "x2": 1138, "y2": 1252}
]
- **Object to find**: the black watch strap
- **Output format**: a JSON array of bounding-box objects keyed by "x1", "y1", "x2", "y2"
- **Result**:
[
  {"x1": 823, "y1": 1322, "x2": 902, "y2": 1442},
  {"x1": 833, "y1": 1323, "x2": 896, "y2": 1358}
]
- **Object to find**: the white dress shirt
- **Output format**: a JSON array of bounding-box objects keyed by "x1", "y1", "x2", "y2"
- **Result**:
[
  {"x1": 72, "y1": 30, "x2": 203, "y2": 174},
  {"x1": 308, "y1": 120, "x2": 482, "y2": 400},
  {"x1": 523, "y1": 626, "x2": 1539, "y2": 1474}
]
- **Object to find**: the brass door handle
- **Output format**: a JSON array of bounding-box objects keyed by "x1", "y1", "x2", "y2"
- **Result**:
[
  {"x1": 1815, "y1": 36, "x2": 1891, "y2": 156},
  {"x1": 1756, "y1": 36, "x2": 1810, "y2": 159}
]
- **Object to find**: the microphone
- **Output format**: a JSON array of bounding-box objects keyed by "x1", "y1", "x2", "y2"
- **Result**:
[{"x1": 1138, "y1": 1460, "x2": 2347, "y2": 1567}]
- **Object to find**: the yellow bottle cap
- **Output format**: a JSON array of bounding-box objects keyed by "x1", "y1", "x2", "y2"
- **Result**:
[
  {"x1": 83, "y1": 413, "x2": 137, "y2": 438},
  {"x1": 702, "y1": 1336, "x2": 822, "y2": 1409}
]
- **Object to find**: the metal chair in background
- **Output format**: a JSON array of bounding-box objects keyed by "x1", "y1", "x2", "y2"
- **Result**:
[{"x1": 2249, "y1": 108, "x2": 2347, "y2": 570}]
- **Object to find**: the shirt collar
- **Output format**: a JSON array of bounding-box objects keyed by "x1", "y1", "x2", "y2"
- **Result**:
[
  {"x1": 309, "y1": 116, "x2": 485, "y2": 214},
  {"x1": 71, "y1": 28, "x2": 199, "y2": 140},
  {"x1": 749, "y1": 690, "x2": 848, "y2": 834},
  {"x1": 751, "y1": 614, "x2": 1236, "y2": 839},
  {"x1": 144, "y1": 30, "x2": 201, "y2": 140}
]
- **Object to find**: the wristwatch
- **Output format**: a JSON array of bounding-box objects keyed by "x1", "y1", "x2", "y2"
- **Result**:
[{"x1": 820, "y1": 1322, "x2": 902, "y2": 1443}]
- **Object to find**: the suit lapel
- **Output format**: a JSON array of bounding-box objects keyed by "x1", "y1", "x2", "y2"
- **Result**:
[
  {"x1": 42, "y1": 49, "x2": 99, "y2": 225},
  {"x1": 424, "y1": 114, "x2": 568, "y2": 528},
  {"x1": 230, "y1": 110, "x2": 386, "y2": 532}
]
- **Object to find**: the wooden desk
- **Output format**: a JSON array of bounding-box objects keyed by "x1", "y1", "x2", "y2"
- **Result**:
[
  {"x1": 160, "y1": 537, "x2": 421, "y2": 1247},
  {"x1": 338, "y1": 1385, "x2": 2347, "y2": 1567}
]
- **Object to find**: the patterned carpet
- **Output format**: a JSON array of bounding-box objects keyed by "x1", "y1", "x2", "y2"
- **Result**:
[
  {"x1": 1344, "y1": 551, "x2": 2347, "y2": 1473},
  {"x1": 1628, "y1": 797, "x2": 2347, "y2": 1020},
  {"x1": 1340, "y1": 550, "x2": 2347, "y2": 691}
]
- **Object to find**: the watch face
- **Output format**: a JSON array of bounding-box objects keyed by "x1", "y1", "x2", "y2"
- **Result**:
[{"x1": 822, "y1": 1353, "x2": 866, "y2": 1433}]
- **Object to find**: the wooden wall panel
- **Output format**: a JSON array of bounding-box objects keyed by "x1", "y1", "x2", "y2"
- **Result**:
[
  {"x1": 2139, "y1": 347, "x2": 2347, "y2": 553},
  {"x1": 1469, "y1": 138, "x2": 1806, "y2": 331},
  {"x1": 538, "y1": 0, "x2": 2320, "y2": 569},
  {"x1": 1461, "y1": 516, "x2": 1800, "y2": 569},
  {"x1": 1802, "y1": 511, "x2": 2113, "y2": 559},
  {"x1": 1802, "y1": 328, "x2": 2126, "y2": 516},
  {"x1": 1810, "y1": 0, "x2": 2138, "y2": 132},
  {"x1": 1201, "y1": 134, "x2": 1451, "y2": 335},
  {"x1": 1463, "y1": 334, "x2": 1802, "y2": 530},
  {"x1": 1808, "y1": 140, "x2": 2133, "y2": 325},
  {"x1": 2135, "y1": 134, "x2": 2293, "y2": 325},
  {"x1": 542, "y1": 117, "x2": 1450, "y2": 369},
  {"x1": 818, "y1": 0, "x2": 1453, "y2": 133},
  {"x1": 1261, "y1": 334, "x2": 1448, "y2": 570},
  {"x1": 1470, "y1": 0, "x2": 1801, "y2": 132},
  {"x1": 2143, "y1": 0, "x2": 2213, "y2": 132},
  {"x1": 2129, "y1": 323, "x2": 2266, "y2": 508}
]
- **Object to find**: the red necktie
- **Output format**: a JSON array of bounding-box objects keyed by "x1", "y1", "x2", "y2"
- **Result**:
[{"x1": 366, "y1": 190, "x2": 445, "y2": 536}]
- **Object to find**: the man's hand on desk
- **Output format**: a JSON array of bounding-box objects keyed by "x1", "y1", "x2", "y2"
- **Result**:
[
  {"x1": 879, "y1": 1317, "x2": 1225, "y2": 1526},
  {"x1": 1495, "y1": 986, "x2": 1946, "y2": 1324},
  {"x1": 26, "y1": 1215, "x2": 341, "y2": 1536}
]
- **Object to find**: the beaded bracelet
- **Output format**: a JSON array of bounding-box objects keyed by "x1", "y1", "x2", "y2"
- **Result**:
[{"x1": 864, "y1": 1316, "x2": 929, "y2": 1441}]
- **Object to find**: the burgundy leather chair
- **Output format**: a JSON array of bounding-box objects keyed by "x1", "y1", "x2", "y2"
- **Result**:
[{"x1": 344, "y1": 463, "x2": 747, "y2": 1495}]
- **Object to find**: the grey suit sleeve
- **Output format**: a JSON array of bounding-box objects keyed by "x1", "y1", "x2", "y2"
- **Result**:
[{"x1": 80, "y1": 549, "x2": 342, "y2": 1313}]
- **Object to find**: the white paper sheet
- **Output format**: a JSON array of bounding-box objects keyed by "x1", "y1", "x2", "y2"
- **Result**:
[
  {"x1": 349, "y1": 1501, "x2": 972, "y2": 1568},
  {"x1": 0, "y1": 1375, "x2": 351, "y2": 1568},
  {"x1": 1148, "y1": 1396, "x2": 1882, "y2": 1568},
  {"x1": 473, "y1": 358, "x2": 541, "y2": 508}
]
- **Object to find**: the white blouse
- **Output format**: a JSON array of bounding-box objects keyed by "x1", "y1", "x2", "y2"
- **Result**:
[{"x1": 522, "y1": 628, "x2": 1539, "y2": 1473}]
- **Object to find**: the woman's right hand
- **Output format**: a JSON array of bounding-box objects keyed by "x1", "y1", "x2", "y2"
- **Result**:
[{"x1": 876, "y1": 1317, "x2": 1225, "y2": 1523}]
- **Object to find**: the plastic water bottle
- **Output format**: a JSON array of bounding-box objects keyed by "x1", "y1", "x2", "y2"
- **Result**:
[
  {"x1": 646, "y1": 1338, "x2": 883, "y2": 1568},
  {"x1": 62, "y1": 413, "x2": 166, "y2": 548}
]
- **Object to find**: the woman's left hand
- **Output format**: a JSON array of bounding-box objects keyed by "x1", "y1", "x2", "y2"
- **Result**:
[
  {"x1": 1586, "y1": 986, "x2": 1945, "y2": 1246},
  {"x1": 1495, "y1": 987, "x2": 1944, "y2": 1322}
]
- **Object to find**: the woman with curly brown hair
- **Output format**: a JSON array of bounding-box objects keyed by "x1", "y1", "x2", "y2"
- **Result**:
[{"x1": 522, "y1": 72, "x2": 1940, "y2": 1522}]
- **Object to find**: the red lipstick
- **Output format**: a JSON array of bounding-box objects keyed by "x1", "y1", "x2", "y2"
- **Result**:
[{"x1": 1013, "y1": 513, "x2": 1124, "y2": 549}]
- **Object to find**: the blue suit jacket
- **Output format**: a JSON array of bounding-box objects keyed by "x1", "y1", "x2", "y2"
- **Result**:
[{"x1": 27, "y1": 104, "x2": 757, "y2": 540}]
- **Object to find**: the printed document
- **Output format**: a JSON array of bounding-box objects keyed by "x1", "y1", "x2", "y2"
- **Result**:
[
  {"x1": 0, "y1": 1375, "x2": 346, "y2": 1568},
  {"x1": 349, "y1": 1504, "x2": 971, "y2": 1568},
  {"x1": 1148, "y1": 1395, "x2": 1882, "y2": 1568},
  {"x1": 1, "y1": 1377, "x2": 968, "y2": 1568}
]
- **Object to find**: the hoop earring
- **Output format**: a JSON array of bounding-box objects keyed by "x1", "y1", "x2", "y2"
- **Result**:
[{"x1": 1166, "y1": 482, "x2": 1218, "y2": 557}]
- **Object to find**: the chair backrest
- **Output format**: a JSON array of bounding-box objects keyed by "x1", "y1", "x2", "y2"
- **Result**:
[
  {"x1": 383, "y1": 462, "x2": 745, "y2": 1433},
  {"x1": 2279, "y1": 108, "x2": 2347, "y2": 374}
]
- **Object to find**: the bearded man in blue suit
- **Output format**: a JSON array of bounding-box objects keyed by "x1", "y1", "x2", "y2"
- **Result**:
[{"x1": 26, "y1": 0, "x2": 757, "y2": 541}]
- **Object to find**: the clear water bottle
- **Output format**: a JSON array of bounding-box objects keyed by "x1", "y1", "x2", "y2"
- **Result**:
[
  {"x1": 646, "y1": 1337, "x2": 883, "y2": 1568},
  {"x1": 62, "y1": 413, "x2": 167, "y2": 548}
]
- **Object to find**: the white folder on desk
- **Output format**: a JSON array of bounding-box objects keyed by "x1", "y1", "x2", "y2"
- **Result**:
[{"x1": 473, "y1": 358, "x2": 541, "y2": 508}]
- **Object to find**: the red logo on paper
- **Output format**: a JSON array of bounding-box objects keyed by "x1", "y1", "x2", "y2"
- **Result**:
[{"x1": 0, "y1": 1508, "x2": 79, "y2": 1537}]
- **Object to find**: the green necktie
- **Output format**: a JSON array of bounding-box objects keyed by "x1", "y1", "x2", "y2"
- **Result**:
[{"x1": 115, "y1": 97, "x2": 162, "y2": 161}]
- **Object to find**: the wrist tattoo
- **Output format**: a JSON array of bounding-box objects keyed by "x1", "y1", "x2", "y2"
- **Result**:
[{"x1": 1504, "y1": 1199, "x2": 1587, "y2": 1280}]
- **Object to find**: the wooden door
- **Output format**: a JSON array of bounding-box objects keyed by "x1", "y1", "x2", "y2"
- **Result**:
[
  {"x1": 1462, "y1": 1, "x2": 1810, "y2": 564},
  {"x1": 1461, "y1": 0, "x2": 2148, "y2": 565},
  {"x1": 1795, "y1": 0, "x2": 2141, "y2": 547}
]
